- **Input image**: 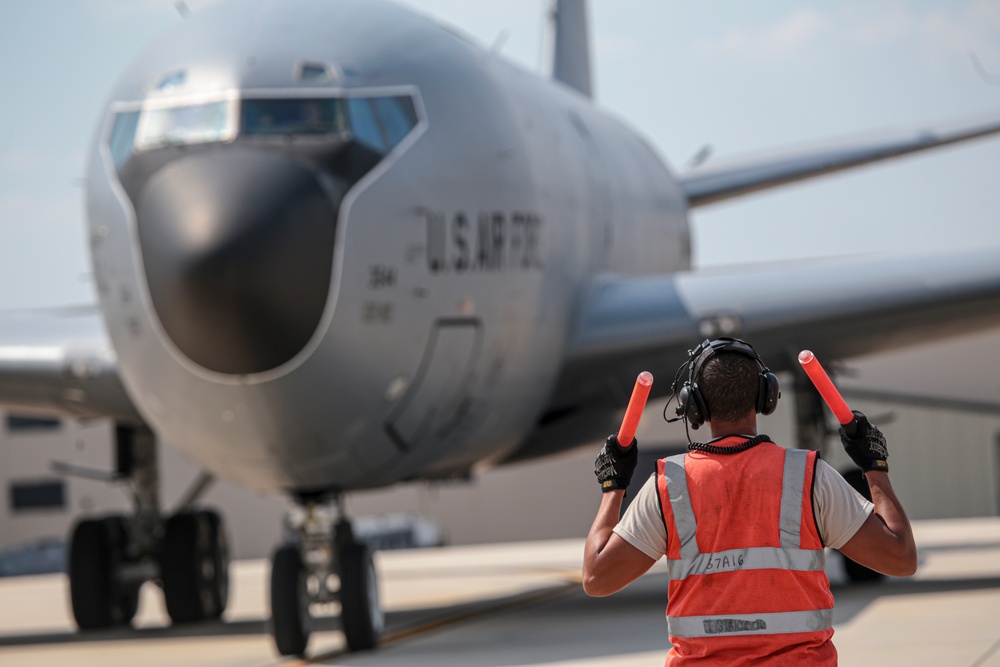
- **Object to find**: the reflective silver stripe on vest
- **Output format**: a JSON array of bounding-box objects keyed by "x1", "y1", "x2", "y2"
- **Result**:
[
  {"x1": 668, "y1": 608, "x2": 834, "y2": 638},
  {"x1": 665, "y1": 546, "x2": 825, "y2": 580},
  {"x1": 779, "y1": 448, "x2": 808, "y2": 549},
  {"x1": 663, "y1": 448, "x2": 825, "y2": 581},
  {"x1": 662, "y1": 454, "x2": 699, "y2": 559}
]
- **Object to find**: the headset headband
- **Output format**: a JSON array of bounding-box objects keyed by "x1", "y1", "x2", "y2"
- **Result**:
[{"x1": 670, "y1": 337, "x2": 780, "y2": 431}]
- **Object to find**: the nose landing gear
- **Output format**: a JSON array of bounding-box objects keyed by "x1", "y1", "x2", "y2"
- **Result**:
[
  {"x1": 161, "y1": 509, "x2": 230, "y2": 623},
  {"x1": 270, "y1": 495, "x2": 383, "y2": 656}
]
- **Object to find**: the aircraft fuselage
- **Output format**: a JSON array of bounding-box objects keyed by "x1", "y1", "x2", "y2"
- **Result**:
[{"x1": 85, "y1": 0, "x2": 688, "y2": 494}]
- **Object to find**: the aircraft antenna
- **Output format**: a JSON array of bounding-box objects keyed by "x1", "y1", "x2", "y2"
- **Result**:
[
  {"x1": 491, "y1": 29, "x2": 511, "y2": 55},
  {"x1": 687, "y1": 145, "x2": 713, "y2": 170}
]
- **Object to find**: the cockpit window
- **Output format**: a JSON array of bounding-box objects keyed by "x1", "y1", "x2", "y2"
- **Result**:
[
  {"x1": 109, "y1": 110, "x2": 141, "y2": 168},
  {"x1": 372, "y1": 96, "x2": 417, "y2": 148},
  {"x1": 134, "y1": 100, "x2": 235, "y2": 151},
  {"x1": 114, "y1": 92, "x2": 419, "y2": 161},
  {"x1": 241, "y1": 98, "x2": 346, "y2": 137},
  {"x1": 156, "y1": 70, "x2": 187, "y2": 91},
  {"x1": 297, "y1": 62, "x2": 334, "y2": 83},
  {"x1": 345, "y1": 98, "x2": 387, "y2": 152}
]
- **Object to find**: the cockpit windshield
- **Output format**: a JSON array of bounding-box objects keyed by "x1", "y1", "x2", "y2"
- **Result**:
[
  {"x1": 117, "y1": 92, "x2": 419, "y2": 160},
  {"x1": 134, "y1": 100, "x2": 236, "y2": 151},
  {"x1": 241, "y1": 98, "x2": 347, "y2": 137}
]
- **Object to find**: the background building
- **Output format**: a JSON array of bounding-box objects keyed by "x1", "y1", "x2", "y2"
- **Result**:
[{"x1": 3, "y1": 332, "x2": 1000, "y2": 565}]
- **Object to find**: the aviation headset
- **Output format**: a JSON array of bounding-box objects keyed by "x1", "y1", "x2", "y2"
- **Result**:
[{"x1": 670, "y1": 337, "x2": 780, "y2": 430}]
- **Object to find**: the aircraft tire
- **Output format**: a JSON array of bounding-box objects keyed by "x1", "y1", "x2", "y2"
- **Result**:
[
  {"x1": 107, "y1": 516, "x2": 142, "y2": 624},
  {"x1": 339, "y1": 541, "x2": 382, "y2": 652},
  {"x1": 69, "y1": 516, "x2": 138, "y2": 629},
  {"x1": 270, "y1": 543, "x2": 311, "y2": 656},
  {"x1": 161, "y1": 509, "x2": 229, "y2": 624},
  {"x1": 839, "y1": 468, "x2": 886, "y2": 583}
]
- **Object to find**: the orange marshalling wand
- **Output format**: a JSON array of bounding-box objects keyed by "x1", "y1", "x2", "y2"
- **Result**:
[
  {"x1": 617, "y1": 371, "x2": 653, "y2": 448},
  {"x1": 797, "y1": 350, "x2": 854, "y2": 426}
]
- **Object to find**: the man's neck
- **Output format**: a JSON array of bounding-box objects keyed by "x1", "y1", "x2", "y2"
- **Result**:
[{"x1": 708, "y1": 416, "x2": 758, "y2": 440}]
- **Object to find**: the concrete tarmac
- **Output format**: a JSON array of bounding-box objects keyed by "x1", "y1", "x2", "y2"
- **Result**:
[{"x1": 1, "y1": 518, "x2": 998, "y2": 667}]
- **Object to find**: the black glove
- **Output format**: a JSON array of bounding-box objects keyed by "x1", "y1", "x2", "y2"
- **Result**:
[
  {"x1": 594, "y1": 435, "x2": 638, "y2": 492},
  {"x1": 838, "y1": 410, "x2": 888, "y2": 473}
]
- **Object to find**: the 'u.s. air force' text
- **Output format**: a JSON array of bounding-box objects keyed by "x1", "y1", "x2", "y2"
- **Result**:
[{"x1": 424, "y1": 210, "x2": 543, "y2": 273}]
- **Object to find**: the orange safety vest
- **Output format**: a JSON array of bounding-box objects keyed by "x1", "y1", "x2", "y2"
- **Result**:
[{"x1": 656, "y1": 437, "x2": 836, "y2": 666}]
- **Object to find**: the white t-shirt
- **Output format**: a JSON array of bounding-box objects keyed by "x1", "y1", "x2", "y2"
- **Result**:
[{"x1": 613, "y1": 456, "x2": 873, "y2": 560}]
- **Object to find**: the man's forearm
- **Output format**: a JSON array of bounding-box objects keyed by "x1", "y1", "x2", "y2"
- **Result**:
[
  {"x1": 582, "y1": 490, "x2": 625, "y2": 594},
  {"x1": 865, "y1": 471, "x2": 917, "y2": 575},
  {"x1": 585, "y1": 490, "x2": 624, "y2": 565}
]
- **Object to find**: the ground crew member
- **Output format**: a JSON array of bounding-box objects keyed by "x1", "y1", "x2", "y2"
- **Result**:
[{"x1": 583, "y1": 338, "x2": 916, "y2": 665}]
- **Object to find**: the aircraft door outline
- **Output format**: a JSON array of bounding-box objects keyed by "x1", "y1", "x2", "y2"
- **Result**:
[{"x1": 385, "y1": 318, "x2": 482, "y2": 452}]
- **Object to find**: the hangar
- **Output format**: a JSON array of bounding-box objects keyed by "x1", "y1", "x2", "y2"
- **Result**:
[{"x1": 2, "y1": 334, "x2": 999, "y2": 567}]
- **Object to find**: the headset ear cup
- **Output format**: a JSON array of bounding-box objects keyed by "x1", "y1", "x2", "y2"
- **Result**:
[
  {"x1": 758, "y1": 371, "x2": 780, "y2": 416},
  {"x1": 677, "y1": 385, "x2": 694, "y2": 424},
  {"x1": 677, "y1": 382, "x2": 705, "y2": 429},
  {"x1": 687, "y1": 382, "x2": 709, "y2": 428}
]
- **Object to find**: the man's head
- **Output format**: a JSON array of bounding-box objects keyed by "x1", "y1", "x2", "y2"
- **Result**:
[
  {"x1": 673, "y1": 338, "x2": 779, "y2": 429},
  {"x1": 697, "y1": 351, "x2": 761, "y2": 423}
]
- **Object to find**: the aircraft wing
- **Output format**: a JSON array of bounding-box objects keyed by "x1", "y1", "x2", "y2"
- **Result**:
[
  {"x1": 680, "y1": 116, "x2": 1000, "y2": 207},
  {"x1": 561, "y1": 247, "x2": 1000, "y2": 405},
  {"x1": 0, "y1": 306, "x2": 140, "y2": 422}
]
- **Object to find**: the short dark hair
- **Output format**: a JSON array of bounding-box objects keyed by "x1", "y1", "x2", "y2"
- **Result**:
[{"x1": 697, "y1": 351, "x2": 759, "y2": 423}]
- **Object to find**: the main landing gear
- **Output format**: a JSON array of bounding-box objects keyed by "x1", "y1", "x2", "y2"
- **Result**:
[
  {"x1": 63, "y1": 425, "x2": 231, "y2": 631},
  {"x1": 270, "y1": 495, "x2": 383, "y2": 656}
]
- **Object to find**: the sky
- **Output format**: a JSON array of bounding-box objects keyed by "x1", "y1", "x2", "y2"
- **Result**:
[{"x1": 0, "y1": 0, "x2": 998, "y2": 309}]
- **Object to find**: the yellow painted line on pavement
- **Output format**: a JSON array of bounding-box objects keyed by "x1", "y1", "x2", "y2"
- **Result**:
[{"x1": 281, "y1": 578, "x2": 582, "y2": 667}]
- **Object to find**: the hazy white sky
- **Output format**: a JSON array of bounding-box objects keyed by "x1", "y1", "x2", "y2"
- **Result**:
[{"x1": 0, "y1": 0, "x2": 998, "y2": 309}]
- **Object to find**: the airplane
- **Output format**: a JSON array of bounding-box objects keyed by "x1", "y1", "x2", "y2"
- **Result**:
[{"x1": 1, "y1": 0, "x2": 999, "y2": 657}]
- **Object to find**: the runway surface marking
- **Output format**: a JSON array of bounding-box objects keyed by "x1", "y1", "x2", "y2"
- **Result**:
[{"x1": 284, "y1": 579, "x2": 583, "y2": 666}]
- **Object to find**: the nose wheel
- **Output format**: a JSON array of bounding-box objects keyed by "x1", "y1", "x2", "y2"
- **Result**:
[
  {"x1": 269, "y1": 500, "x2": 383, "y2": 656},
  {"x1": 339, "y1": 540, "x2": 383, "y2": 651},
  {"x1": 161, "y1": 509, "x2": 230, "y2": 623},
  {"x1": 270, "y1": 543, "x2": 312, "y2": 655}
]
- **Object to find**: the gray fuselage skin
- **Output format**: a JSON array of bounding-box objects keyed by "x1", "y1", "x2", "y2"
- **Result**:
[{"x1": 86, "y1": 0, "x2": 688, "y2": 493}]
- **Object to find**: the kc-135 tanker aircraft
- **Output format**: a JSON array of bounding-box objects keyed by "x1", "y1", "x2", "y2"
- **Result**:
[{"x1": 1, "y1": 0, "x2": 999, "y2": 656}]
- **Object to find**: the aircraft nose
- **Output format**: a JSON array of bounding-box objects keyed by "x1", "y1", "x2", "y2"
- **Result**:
[{"x1": 135, "y1": 148, "x2": 337, "y2": 375}]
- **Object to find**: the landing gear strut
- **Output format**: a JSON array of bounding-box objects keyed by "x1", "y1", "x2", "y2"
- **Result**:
[
  {"x1": 270, "y1": 495, "x2": 383, "y2": 656},
  {"x1": 64, "y1": 424, "x2": 231, "y2": 630}
]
